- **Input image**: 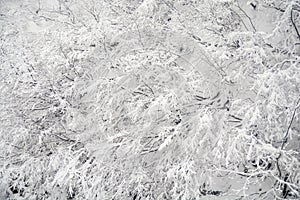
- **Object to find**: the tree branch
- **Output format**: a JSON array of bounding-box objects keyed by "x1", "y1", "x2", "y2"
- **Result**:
[
  {"x1": 281, "y1": 98, "x2": 300, "y2": 150},
  {"x1": 276, "y1": 98, "x2": 300, "y2": 179},
  {"x1": 291, "y1": 9, "x2": 300, "y2": 41},
  {"x1": 236, "y1": 3, "x2": 256, "y2": 32}
]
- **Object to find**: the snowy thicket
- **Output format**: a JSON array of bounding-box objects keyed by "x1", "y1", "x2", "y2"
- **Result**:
[{"x1": 0, "y1": 0, "x2": 300, "y2": 199}]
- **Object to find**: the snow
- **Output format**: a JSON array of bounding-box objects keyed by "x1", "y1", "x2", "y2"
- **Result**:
[{"x1": 1, "y1": 0, "x2": 299, "y2": 199}]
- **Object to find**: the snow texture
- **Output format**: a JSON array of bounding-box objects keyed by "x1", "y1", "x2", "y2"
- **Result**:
[{"x1": 0, "y1": 0, "x2": 300, "y2": 199}]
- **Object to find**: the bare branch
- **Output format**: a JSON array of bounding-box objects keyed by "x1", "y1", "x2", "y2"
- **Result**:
[
  {"x1": 281, "y1": 98, "x2": 300, "y2": 150},
  {"x1": 291, "y1": 8, "x2": 300, "y2": 41},
  {"x1": 236, "y1": 3, "x2": 257, "y2": 32}
]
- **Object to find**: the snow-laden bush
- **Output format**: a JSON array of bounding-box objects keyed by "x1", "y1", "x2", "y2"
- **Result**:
[{"x1": 0, "y1": 0, "x2": 299, "y2": 199}]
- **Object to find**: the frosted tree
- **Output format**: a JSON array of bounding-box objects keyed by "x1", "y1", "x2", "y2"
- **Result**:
[{"x1": 0, "y1": 0, "x2": 299, "y2": 199}]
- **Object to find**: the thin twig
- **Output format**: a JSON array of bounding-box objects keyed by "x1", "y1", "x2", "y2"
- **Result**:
[
  {"x1": 276, "y1": 97, "x2": 300, "y2": 178},
  {"x1": 133, "y1": 91, "x2": 149, "y2": 97},
  {"x1": 281, "y1": 98, "x2": 300, "y2": 150},
  {"x1": 291, "y1": 9, "x2": 300, "y2": 41},
  {"x1": 230, "y1": 8, "x2": 249, "y2": 31},
  {"x1": 54, "y1": 133, "x2": 76, "y2": 142},
  {"x1": 135, "y1": 22, "x2": 144, "y2": 47},
  {"x1": 142, "y1": 81, "x2": 154, "y2": 96},
  {"x1": 262, "y1": 4, "x2": 285, "y2": 12},
  {"x1": 236, "y1": 3, "x2": 256, "y2": 32}
]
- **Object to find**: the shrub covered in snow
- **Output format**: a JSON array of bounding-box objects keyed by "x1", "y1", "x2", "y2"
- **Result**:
[{"x1": 0, "y1": 0, "x2": 299, "y2": 199}]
